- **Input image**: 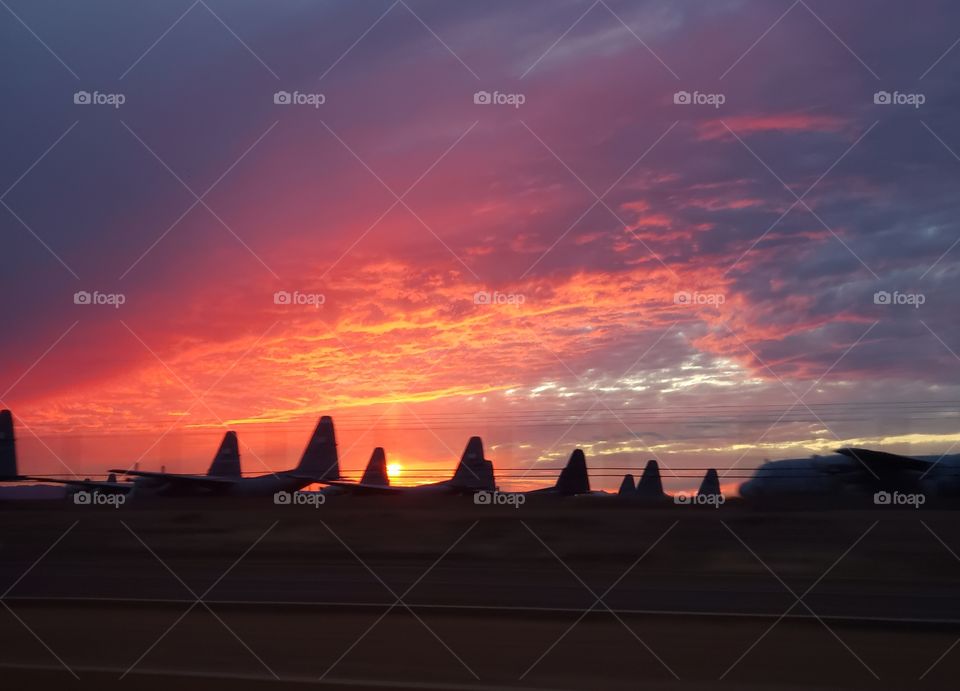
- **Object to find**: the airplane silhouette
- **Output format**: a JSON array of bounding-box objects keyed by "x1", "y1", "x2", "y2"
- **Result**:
[
  {"x1": 110, "y1": 416, "x2": 340, "y2": 497},
  {"x1": 322, "y1": 437, "x2": 493, "y2": 495}
]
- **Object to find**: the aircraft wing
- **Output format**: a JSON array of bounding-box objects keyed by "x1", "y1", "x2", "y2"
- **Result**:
[
  {"x1": 523, "y1": 487, "x2": 559, "y2": 496},
  {"x1": 319, "y1": 480, "x2": 409, "y2": 495},
  {"x1": 109, "y1": 469, "x2": 239, "y2": 488},
  {"x1": 24, "y1": 476, "x2": 132, "y2": 493},
  {"x1": 835, "y1": 448, "x2": 934, "y2": 474},
  {"x1": 284, "y1": 473, "x2": 332, "y2": 483}
]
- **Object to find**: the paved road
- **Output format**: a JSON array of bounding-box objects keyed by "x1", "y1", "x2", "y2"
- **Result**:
[
  {"x1": 2, "y1": 602, "x2": 959, "y2": 689},
  {"x1": 2, "y1": 501, "x2": 960, "y2": 688}
]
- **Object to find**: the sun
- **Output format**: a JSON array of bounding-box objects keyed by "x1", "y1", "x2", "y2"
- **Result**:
[{"x1": 386, "y1": 463, "x2": 402, "y2": 478}]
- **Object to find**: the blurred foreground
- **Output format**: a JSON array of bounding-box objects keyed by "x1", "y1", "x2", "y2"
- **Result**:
[{"x1": 2, "y1": 498, "x2": 960, "y2": 689}]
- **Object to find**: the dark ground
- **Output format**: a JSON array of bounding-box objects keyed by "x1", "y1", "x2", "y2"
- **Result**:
[{"x1": 2, "y1": 495, "x2": 960, "y2": 689}]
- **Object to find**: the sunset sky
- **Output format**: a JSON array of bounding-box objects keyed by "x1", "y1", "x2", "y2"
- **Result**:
[{"x1": 3, "y1": 0, "x2": 960, "y2": 491}]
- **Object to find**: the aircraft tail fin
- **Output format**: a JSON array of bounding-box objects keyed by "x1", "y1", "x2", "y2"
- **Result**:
[
  {"x1": 207, "y1": 431, "x2": 241, "y2": 478},
  {"x1": 635, "y1": 460, "x2": 664, "y2": 498},
  {"x1": 0, "y1": 410, "x2": 17, "y2": 480},
  {"x1": 295, "y1": 416, "x2": 340, "y2": 481},
  {"x1": 697, "y1": 468, "x2": 722, "y2": 498},
  {"x1": 450, "y1": 437, "x2": 495, "y2": 491},
  {"x1": 555, "y1": 449, "x2": 590, "y2": 495},
  {"x1": 360, "y1": 447, "x2": 389, "y2": 486},
  {"x1": 618, "y1": 474, "x2": 636, "y2": 496}
]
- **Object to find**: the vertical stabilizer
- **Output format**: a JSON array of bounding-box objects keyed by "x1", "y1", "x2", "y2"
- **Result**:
[
  {"x1": 618, "y1": 474, "x2": 636, "y2": 496},
  {"x1": 555, "y1": 449, "x2": 590, "y2": 495},
  {"x1": 450, "y1": 437, "x2": 495, "y2": 491},
  {"x1": 208, "y1": 431, "x2": 241, "y2": 478},
  {"x1": 697, "y1": 468, "x2": 722, "y2": 498},
  {"x1": 635, "y1": 460, "x2": 664, "y2": 499},
  {"x1": 360, "y1": 447, "x2": 389, "y2": 486},
  {"x1": 295, "y1": 416, "x2": 340, "y2": 481},
  {"x1": 0, "y1": 410, "x2": 17, "y2": 480}
]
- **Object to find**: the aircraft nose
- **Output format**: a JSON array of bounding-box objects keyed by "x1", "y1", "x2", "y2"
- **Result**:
[{"x1": 739, "y1": 479, "x2": 758, "y2": 500}]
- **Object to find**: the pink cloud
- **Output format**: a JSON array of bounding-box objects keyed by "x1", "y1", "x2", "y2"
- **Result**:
[{"x1": 697, "y1": 113, "x2": 850, "y2": 141}]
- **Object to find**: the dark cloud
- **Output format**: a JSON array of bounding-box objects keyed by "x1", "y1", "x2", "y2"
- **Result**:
[{"x1": 2, "y1": 0, "x2": 960, "y2": 483}]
